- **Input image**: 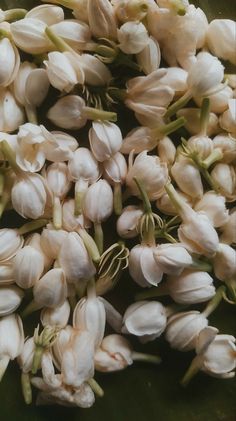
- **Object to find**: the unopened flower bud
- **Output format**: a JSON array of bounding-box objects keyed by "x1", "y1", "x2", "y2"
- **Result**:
[
  {"x1": 118, "y1": 21, "x2": 149, "y2": 54},
  {"x1": 0, "y1": 228, "x2": 23, "y2": 262},
  {"x1": 211, "y1": 163, "x2": 236, "y2": 201},
  {"x1": 95, "y1": 334, "x2": 133, "y2": 372},
  {"x1": 40, "y1": 225, "x2": 68, "y2": 260},
  {"x1": 116, "y1": 205, "x2": 143, "y2": 239},
  {"x1": 0, "y1": 314, "x2": 24, "y2": 381},
  {"x1": 11, "y1": 18, "x2": 53, "y2": 54},
  {"x1": 26, "y1": 4, "x2": 64, "y2": 25},
  {"x1": 213, "y1": 244, "x2": 236, "y2": 282},
  {"x1": 33, "y1": 268, "x2": 67, "y2": 308},
  {"x1": 87, "y1": 0, "x2": 117, "y2": 40},
  {"x1": 13, "y1": 245, "x2": 45, "y2": 289},
  {"x1": 220, "y1": 207, "x2": 236, "y2": 245},
  {"x1": 157, "y1": 136, "x2": 176, "y2": 166},
  {"x1": 0, "y1": 88, "x2": 25, "y2": 132},
  {"x1": 41, "y1": 300, "x2": 71, "y2": 328},
  {"x1": 219, "y1": 99, "x2": 236, "y2": 136},
  {"x1": 212, "y1": 134, "x2": 236, "y2": 164},
  {"x1": 136, "y1": 36, "x2": 161, "y2": 75},
  {"x1": 50, "y1": 20, "x2": 91, "y2": 50},
  {"x1": 129, "y1": 244, "x2": 163, "y2": 288},
  {"x1": 89, "y1": 122, "x2": 123, "y2": 162},
  {"x1": 171, "y1": 154, "x2": 203, "y2": 199},
  {"x1": 153, "y1": 243, "x2": 193, "y2": 275},
  {"x1": 194, "y1": 191, "x2": 229, "y2": 228},
  {"x1": 207, "y1": 19, "x2": 236, "y2": 65},
  {"x1": 83, "y1": 180, "x2": 113, "y2": 223},
  {"x1": 0, "y1": 37, "x2": 20, "y2": 88},
  {"x1": 0, "y1": 286, "x2": 24, "y2": 316}
]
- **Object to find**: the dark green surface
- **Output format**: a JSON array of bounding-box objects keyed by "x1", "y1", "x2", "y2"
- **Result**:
[{"x1": 0, "y1": 0, "x2": 236, "y2": 420}]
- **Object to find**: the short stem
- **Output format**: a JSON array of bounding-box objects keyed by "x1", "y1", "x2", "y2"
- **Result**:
[
  {"x1": 180, "y1": 356, "x2": 202, "y2": 387},
  {"x1": 94, "y1": 222, "x2": 104, "y2": 255},
  {"x1": 83, "y1": 107, "x2": 117, "y2": 122},
  {"x1": 135, "y1": 284, "x2": 168, "y2": 301},
  {"x1": 199, "y1": 166, "x2": 220, "y2": 193},
  {"x1": 224, "y1": 279, "x2": 236, "y2": 303},
  {"x1": 21, "y1": 372, "x2": 32, "y2": 405},
  {"x1": 165, "y1": 90, "x2": 192, "y2": 119},
  {"x1": 114, "y1": 183, "x2": 122, "y2": 216},
  {"x1": 87, "y1": 278, "x2": 96, "y2": 300},
  {"x1": 18, "y1": 219, "x2": 48, "y2": 235},
  {"x1": 0, "y1": 193, "x2": 10, "y2": 218},
  {"x1": 88, "y1": 378, "x2": 104, "y2": 398},
  {"x1": 21, "y1": 300, "x2": 42, "y2": 319},
  {"x1": 0, "y1": 172, "x2": 4, "y2": 196},
  {"x1": 74, "y1": 179, "x2": 88, "y2": 215},
  {"x1": 77, "y1": 228, "x2": 100, "y2": 263},
  {"x1": 133, "y1": 177, "x2": 152, "y2": 213},
  {"x1": 53, "y1": 196, "x2": 62, "y2": 230},
  {"x1": 200, "y1": 98, "x2": 210, "y2": 136},
  {"x1": 75, "y1": 279, "x2": 87, "y2": 298},
  {"x1": 201, "y1": 149, "x2": 224, "y2": 169},
  {"x1": 25, "y1": 104, "x2": 38, "y2": 125},
  {"x1": 164, "y1": 182, "x2": 190, "y2": 220},
  {"x1": 0, "y1": 140, "x2": 22, "y2": 176},
  {"x1": 0, "y1": 356, "x2": 10, "y2": 382},
  {"x1": 45, "y1": 27, "x2": 74, "y2": 52},
  {"x1": 154, "y1": 117, "x2": 186, "y2": 138},
  {"x1": 100, "y1": 297, "x2": 123, "y2": 332},
  {"x1": 31, "y1": 346, "x2": 43, "y2": 375},
  {"x1": 132, "y1": 352, "x2": 161, "y2": 365},
  {"x1": 84, "y1": 42, "x2": 100, "y2": 52},
  {"x1": 190, "y1": 259, "x2": 212, "y2": 272},
  {"x1": 68, "y1": 294, "x2": 77, "y2": 311},
  {"x1": 202, "y1": 285, "x2": 226, "y2": 318},
  {"x1": 4, "y1": 9, "x2": 27, "y2": 21}
]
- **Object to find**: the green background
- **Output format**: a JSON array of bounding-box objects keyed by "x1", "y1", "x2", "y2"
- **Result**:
[{"x1": 0, "y1": 1, "x2": 236, "y2": 420}]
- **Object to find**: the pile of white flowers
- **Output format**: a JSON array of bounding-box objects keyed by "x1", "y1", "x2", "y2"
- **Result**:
[{"x1": 0, "y1": 0, "x2": 235, "y2": 409}]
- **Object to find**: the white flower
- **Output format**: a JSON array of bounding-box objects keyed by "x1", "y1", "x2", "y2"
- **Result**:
[
  {"x1": 0, "y1": 286, "x2": 24, "y2": 316},
  {"x1": 220, "y1": 207, "x2": 236, "y2": 245},
  {"x1": 33, "y1": 268, "x2": 68, "y2": 308},
  {"x1": 194, "y1": 191, "x2": 229, "y2": 228},
  {"x1": 0, "y1": 314, "x2": 24, "y2": 381},
  {"x1": 129, "y1": 244, "x2": 163, "y2": 287},
  {"x1": 207, "y1": 19, "x2": 236, "y2": 65},
  {"x1": 136, "y1": 36, "x2": 161, "y2": 75},
  {"x1": 0, "y1": 229, "x2": 23, "y2": 262},
  {"x1": 194, "y1": 84, "x2": 233, "y2": 114},
  {"x1": 87, "y1": 0, "x2": 117, "y2": 40},
  {"x1": 103, "y1": 152, "x2": 127, "y2": 185},
  {"x1": 153, "y1": 243, "x2": 193, "y2": 275},
  {"x1": 122, "y1": 301, "x2": 167, "y2": 342},
  {"x1": 187, "y1": 134, "x2": 213, "y2": 160},
  {"x1": 26, "y1": 4, "x2": 64, "y2": 25},
  {"x1": 167, "y1": 269, "x2": 215, "y2": 304},
  {"x1": 0, "y1": 88, "x2": 24, "y2": 133},
  {"x1": 13, "y1": 245, "x2": 45, "y2": 289},
  {"x1": 157, "y1": 136, "x2": 176, "y2": 166},
  {"x1": 212, "y1": 134, "x2": 236, "y2": 164},
  {"x1": 95, "y1": 334, "x2": 133, "y2": 372},
  {"x1": 116, "y1": 205, "x2": 143, "y2": 239},
  {"x1": 219, "y1": 99, "x2": 236, "y2": 136},
  {"x1": 126, "y1": 151, "x2": 168, "y2": 200},
  {"x1": 213, "y1": 244, "x2": 236, "y2": 282},
  {"x1": 79, "y1": 54, "x2": 112, "y2": 86},
  {"x1": 89, "y1": 121, "x2": 123, "y2": 162},
  {"x1": 40, "y1": 225, "x2": 68, "y2": 260},
  {"x1": 62, "y1": 199, "x2": 90, "y2": 232},
  {"x1": 0, "y1": 37, "x2": 20, "y2": 87},
  {"x1": 156, "y1": 190, "x2": 193, "y2": 216},
  {"x1": 112, "y1": 0, "x2": 149, "y2": 23},
  {"x1": 121, "y1": 126, "x2": 156, "y2": 154},
  {"x1": 0, "y1": 261, "x2": 14, "y2": 286},
  {"x1": 47, "y1": 95, "x2": 87, "y2": 130},
  {"x1": 177, "y1": 108, "x2": 219, "y2": 136},
  {"x1": 40, "y1": 126, "x2": 78, "y2": 162},
  {"x1": 41, "y1": 300, "x2": 71, "y2": 328},
  {"x1": 17, "y1": 337, "x2": 35, "y2": 374},
  {"x1": 44, "y1": 52, "x2": 81, "y2": 93},
  {"x1": 118, "y1": 21, "x2": 149, "y2": 54},
  {"x1": 16, "y1": 123, "x2": 46, "y2": 173},
  {"x1": 50, "y1": 20, "x2": 91, "y2": 50},
  {"x1": 165, "y1": 310, "x2": 208, "y2": 351},
  {"x1": 211, "y1": 163, "x2": 236, "y2": 201},
  {"x1": 11, "y1": 18, "x2": 53, "y2": 54},
  {"x1": 83, "y1": 180, "x2": 113, "y2": 223}
]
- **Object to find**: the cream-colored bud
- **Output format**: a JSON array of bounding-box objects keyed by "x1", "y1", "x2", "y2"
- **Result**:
[
  {"x1": 13, "y1": 61, "x2": 36, "y2": 106},
  {"x1": 166, "y1": 311, "x2": 208, "y2": 351},
  {"x1": 0, "y1": 229, "x2": 23, "y2": 262},
  {"x1": 26, "y1": 4, "x2": 64, "y2": 25},
  {"x1": 13, "y1": 245, "x2": 45, "y2": 289},
  {"x1": 46, "y1": 162, "x2": 71, "y2": 199},
  {"x1": 212, "y1": 134, "x2": 236, "y2": 164},
  {"x1": 11, "y1": 18, "x2": 53, "y2": 54},
  {"x1": 194, "y1": 85, "x2": 233, "y2": 114},
  {"x1": 126, "y1": 151, "x2": 168, "y2": 200},
  {"x1": 219, "y1": 99, "x2": 236, "y2": 136},
  {"x1": 40, "y1": 225, "x2": 68, "y2": 260},
  {"x1": 61, "y1": 329, "x2": 95, "y2": 388},
  {"x1": 220, "y1": 208, "x2": 236, "y2": 245},
  {"x1": 112, "y1": 0, "x2": 149, "y2": 23},
  {"x1": 47, "y1": 95, "x2": 87, "y2": 130},
  {"x1": 62, "y1": 199, "x2": 90, "y2": 232},
  {"x1": 157, "y1": 136, "x2": 176, "y2": 166},
  {"x1": 41, "y1": 300, "x2": 71, "y2": 328},
  {"x1": 41, "y1": 127, "x2": 78, "y2": 162},
  {"x1": 118, "y1": 21, "x2": 149, "y2": 54},
  {"x1": 95, "y1": 334, "x2": 133, "y2": 372},
  {"x1": 171, "y1": 155, "x2": 203, "y2": 199},
  {"x1": 0, "y1": 286, "x2": 24, "y2": 316},
  {"x1": 153, "y1": 243, "x2": 193, "y2": 275},
  {"x1": 129, "y1": 245, "x2": 163, "y2": 288},
  {"x1": 17, "y1": 337, "x2": 35, "y2": 373},
  {"x1": 83, "y1": 180, "x2": 113, "y2": 223},
  {"x1": 0, "y1": 314, "x2": 24, "y2": 380},
  {"x1": 117, "y1": 205, "x2": 143, "y2": 239},
  {"x1": 194, "y1": 191, "x2": 229, "y2": 228},
  {"x1": 89, "y1": 121, "x2": 123, "y2": 162},
  {"x1": 0, "y1": 261, "x2": 14, "y2": 285},
  {"x1": 0, "y1": 37, "x2": 20, "y2": 87},
  {"x1": 44, "y1": 52, "x2": 80, "y2": 93},
  {"x1": 136, "y1": 36, "x2": 161, "y2": 75},
  {"x1": 50, "y1": 20, "x2": 91, "y2": 50},
  {"x1": 167, "y1": 269, "x2": 215, "y2": 304},
  {"x1": 211, "y1": 163, "x2": 236, "y2": 201},
  {"x1": 87, "y1": 0, "x2": 117, "y2": 40},
  {"x1": 103, "y1": 152, "x2": 127, "y2": 184},
  {"x1": 16, "y1": 123, "x2": 46, "y2": 173},
  {"x1": 58, "y1": 232, "x2": 96, "y2": 283},
  {"x1": 177, "y1": 108, "x2": 219, "y2": 136},
  {"x1": 187, "y1": 135, "x2": 213, "y2": 160},
  {"x1": 121, "y1": 126, "x2": 156, "y2": 154},
  {"x1": 34, "y1": 268, "x2": 67, "y2": 308},
  {"x1": 207, "y1": 19, "x2": 236, "y2": 65},
  {"x1": 79, "y1": 54, "x2": 112, "y2": 87},
  {"x1": 0, "y1": 88, "x2": 25, "y2": 133},
  {"x1": 12, "y1": 174, "x2": 48, "y2": 219},
  {"x1": 156, "y1": 190, "x2": 193, "y2": 216},
  {"x1": 122, "y1": 301, "x2": 167, "y2": 342},
  {"x1": 213, "y1": 244, "x2": 236, "y2": 282}
]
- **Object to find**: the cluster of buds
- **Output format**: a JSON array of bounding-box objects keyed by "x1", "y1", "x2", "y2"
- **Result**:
[{"x1": 0, "y1": 0, "x2": 235, "y2": 410}]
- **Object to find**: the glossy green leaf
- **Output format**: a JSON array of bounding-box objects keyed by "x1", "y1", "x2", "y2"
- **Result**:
[{"x1": 0, "y1": 0, "x2": 236, "y2": 420}]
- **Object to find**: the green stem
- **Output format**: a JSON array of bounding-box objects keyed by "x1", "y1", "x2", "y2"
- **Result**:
[
  {"x1": 0, "y1": 193, "x2": 10, "y2": 218},
  {"x1": 164, "y1": 183, "x2": 187, "y2": 219},
  {"x1": 165, "y1": 90, "x2": 192, "y2": 120},
  {"x1": 153, "y1": 117, "x2": 186, "y2": 138},
  {"x1": 202, "y1": 286, "x2": 226, "y2": 318},
  {"x1": 225, "y1": 279, "x2": 236, "y2": 304},
  {"x1": 21, "y1": 372, "x2": 32, "y2": 405},
  {"x1": 200, "y1": 98, "x2": 210, "y2": 136},
  {"x1": 45, "y1": 27, "x2": 74, "y2": 53},
  {"x1": 74, "y1": 179, "x2": 88, "y2": 215},
  {"x1": 53, "y1": 196, "x2": 62, "y2": 230},
  {"x1": 4, "y1": 9, "x2": 27, "y2": 21},
  {"x1": 18, "y1": 219, "x2": 48, "y2": 235},
  {"x1": 25, "y1": 104, "x2": 38, "y2": 125},
  {"x1": 114, "y1": 183, "x2": 122, "y2": 216},
  {"x1": 180, "y1": 356, "x2": 202, "y2": 387},
  {"x1": 0, "y1": 140, "x2": 22, "y2": 176},
  {"x1": 78, "y1": 228, "x2": 100, "y2": 263},
  {"x1": 83, "y1": 107, "x2": 117, "y2": 122},
  {"x1": 88, "y1": 378, "x2": 104, "y2": 398},
  {"x1": 0, "y1": 172, "x2": 4, "y2": 196},
  {"x1": 21, "y1": 300, "x2": 42, "y2": 319},
  {"x1": 190, "y1": 259, "x2": 212, "y2": 272},
  {"x1": 132, "y1": 352, "x2": 162, "y2": 365},
  {"x1": 199, "y1": 166, "x2": 220, "y2": 193},
  {"x1": 31, "y1": 346, "x2": 43, "y2": 375},
  {"x1": 201, "y1": 149, "x2": 224, "y2": 169},
  {"x1": 133, "y1": 177, "x2": 152, "y2": 213},
  {"x1": 94, "y1": 222, "x2": 104, "y2": 255},
  {"x1": 135, "y1": 284, "x2": 168, "y2": 301}
]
